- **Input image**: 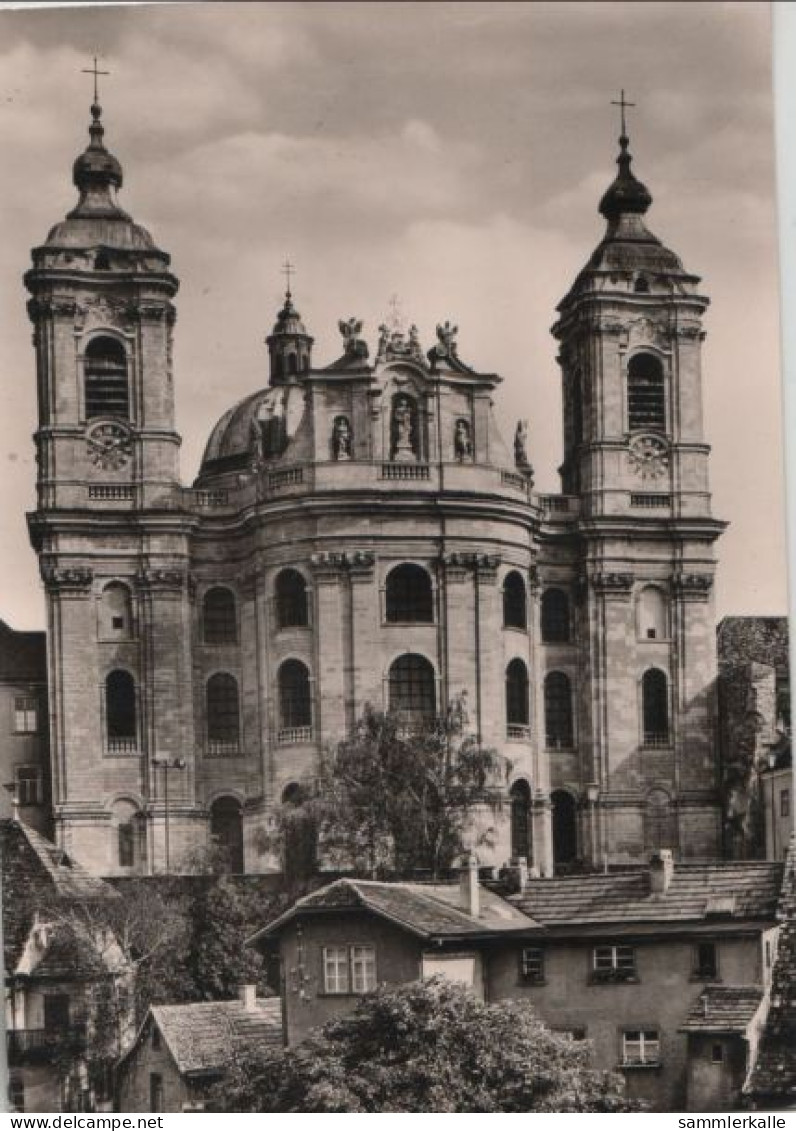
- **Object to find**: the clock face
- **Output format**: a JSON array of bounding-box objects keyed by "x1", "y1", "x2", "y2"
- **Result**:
[
  {"x1": 628, "y1": 434, "x2": 669, "y2": 480},
  {"x1": 87, "y1": 421, "x2": 133, "y2": 471}
]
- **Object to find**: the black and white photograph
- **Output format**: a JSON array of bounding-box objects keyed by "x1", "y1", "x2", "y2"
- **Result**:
[{"x1": 0, "y1": 0, "x2": 793, "y2": 1115}]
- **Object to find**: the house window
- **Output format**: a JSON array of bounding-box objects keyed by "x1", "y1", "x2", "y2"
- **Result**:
[
  {"x1": 593, "y1": 945, "x2": 636, "y2": 981},
  {"x1": 203, "y1": 587, "x2": 238, "y2": 645},
  {"x1": 152, "y1": 1026, "x2": 161, "y2": 1052},
  {"x1": 149, "y1": 1073, "x2": 164, "y2": 1113},
  {"x1": 385, "y1": 564, "x2": 434, "y2": 624},
  {"x1": 544, "y1": 671, "x2": 574, "y2": 748},
  {"x1": 44, "y1": 993, "x2": 70, "y2": 1031},
  {"x1": 503, "y1": 571, "x2": 527, "y2": 630},
  {"x1": 519, "y1": 947, "x2": 545, "y2": 984},
  {"x1": 388, "y1": 654, "x2": 436, "y2": 727},
  {"x1": 323, "y1": 946, "x2": 350, "y2": 994},
  {"x1": 622, "y1": 1029, "x2": 660, "y2": 1066},
  {"x1": 16, "y1": 766, "x2": 41, "y2": 806},
  {"x1": 206, "y1": 673, "x2": 241, "y2": 749},
  {"x1": 118, "y1": 822, "x2": 135, "y2": 868},
  {"x1": 642, "y1": 668, "x2": 669, "y2": 746},
  {"x1": 84, "y1": 336, "x2": 129, "y2": 420},
  {"x1": 541, "y1": 588, "x2": 570, "y2": 643},
  {"x1": 351, "y1": 945, "x2": 377, "y2": 993},
  {"x1": 712, "y1": 1043, "x2": 724, "y2": 1064},
  {"x1": 275, "y1": 570, "x2": 309, "y2": 630},
  {"x1": 781, "y1": 789, "x2": 790, "y2": 819},
  {"x1": 14, "y1": 695, "x2": 37, "y2": 733},
  {"x1": 627, "y1": 352, "x2": 665, "y2": 433},
  {"x1": 693, "y1": 941, "x2": 718, "y2": 980}
]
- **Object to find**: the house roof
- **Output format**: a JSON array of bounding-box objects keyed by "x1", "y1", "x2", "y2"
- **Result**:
[
  {"x1": 146, "y1": 997, "x2": 283, "y2": 1077},
  {"x1": 1, "y1": 820, "x2": 117, "y2": 974},
  {"x1": 679, "y1": 986, "x2": 764, "y2": 1035},
  {"x1": 511, "y1": 862, "x2": 784, "y2": 929},
  {"x1": 251, "y1": 877, "x2": 537, "y2": 944},
  {"x1": 0, "y1": 620, "x2": 46, "y2": 682}
]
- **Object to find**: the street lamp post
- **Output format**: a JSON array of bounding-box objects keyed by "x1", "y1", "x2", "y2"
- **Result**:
[{"x1": 151, "y1": 758, "x2": 186, "y2": 873}]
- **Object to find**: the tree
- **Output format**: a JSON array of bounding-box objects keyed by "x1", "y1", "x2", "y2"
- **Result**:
[
  {"x1": 273, "y1": 696, "x2": 509, "y2": 879},
  {"x1": 215, "y1": 978, "x2": 637, "y2": 1112},
  {"x1": 184, "y1": 877, "x2": 267, "y2": 1000}
]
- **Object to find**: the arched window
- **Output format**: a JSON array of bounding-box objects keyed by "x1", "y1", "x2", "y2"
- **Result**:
[
  {"x1": 84, "y1": 336, "x2": 129, "y2": 420},
  {"x1": 642, "y1": 668, "x2": 670, "y2": 746},
  {"x1": 203, "y1": 588, "x2": 237, "y2": 645},
  {"x1": 551, "y1": 790, "x2": 578, "y2": 869},
  {"x1": 510, "y1": 780, "x2": 532, "y2": 862},
  {"x1": 503, "y1": 571, "x2": 527, "y2": 630},
  {"x1": 94, "y1": 251, "x2": 111, "y2": 271},
  {"x1": 634, "y1": 274, "x2": 650, "y2": 294},
  {"x1": 287, "y1": 353, "x2": 298, "y2": 377},
  {"x1": 545, "y1": 672, "x2": 574, "y2": 749},
  {"x1": 112, "y1": 800, "x2": 146, "y2": 870},
  {"x1": 628, "y1": 352, "x2": 665, "y2": 433},
  {"x1": 278, "y1": 659, "x2": 312, "y2": 729},
  {"x1": 100, "y1": 582, "x2": 133, "y2": 639},
  {"x1": 637, "y1": 586, "x2": 668, "y2": 640},
  {"x1": 541, "y1": 588, "x2": 570, "y2": 643},
  {"x1": 644, "y1": 788, "x2": 676, "y2": 851},
  {"x1": 388, "y1": 654, "x2": 436, "y2": 727},
  {"x1": 275, "y1": 570, "x2": 309, "y2": 629},
  {"x1": 106, "y1": 671, "x2": 136, "y2": 747},
  {"x1": 210, "y1": 796, "x2": 244, "y2": 874},
  {"x1": 506, "y1": 658, "x2": 530, "y2": 730},
  {"x1": 385, "y1": 564, "x2": 433, "y2": 624},
  {"x1": 206, "y1": 673, "x2": 240, "y2": 751}
]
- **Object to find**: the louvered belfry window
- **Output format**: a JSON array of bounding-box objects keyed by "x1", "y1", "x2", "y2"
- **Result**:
[
  {"x1": 85, "y1": 336, "x2": 129, "y2": 419},
  {"x1": 627, "y1": 352, "x2": 665, "y2": 432}
]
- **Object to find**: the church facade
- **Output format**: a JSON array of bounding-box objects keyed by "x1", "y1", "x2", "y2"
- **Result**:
[{"x1": 23, "y1": 97, "x2": 725, "y2": 876}]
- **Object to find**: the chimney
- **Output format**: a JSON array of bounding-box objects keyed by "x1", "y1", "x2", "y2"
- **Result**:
[
  {"x1": 649, "y1": 849, "x2": 674, "y2": 894},
  {"x1": 506, "y1": 856, "x2": 529, "y2": 893},
  {"x1": 459, "y1": 852, "x2": 480, "y2": 919},
  {"x1": 238, "y1": 984, "x2": 257, "y2": 1011}
]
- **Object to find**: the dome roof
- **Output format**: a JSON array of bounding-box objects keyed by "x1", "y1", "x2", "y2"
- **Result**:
[
  {"x1": 599, "y1": 134, "x2": 652, "y2": 222},
  {"x1": 199, "y1": 384, "x2": 306, "y2": 476},
  {"x1": 268, "y1": 293, "x2": 309, "y2": 338}
]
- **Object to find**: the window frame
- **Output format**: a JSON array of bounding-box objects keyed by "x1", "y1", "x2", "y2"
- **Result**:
[
  {"x1": 274, "y1": 570, "x2": 310, "y2": 631},
  {"x1": 541, "y1": 588, "x2": 571, "y2": 644},
  {"x1": 592, "y1": 944, "x2": 637, "y2": 983},
  {"x1": 13, "y1": 695, "x2": 38, "y2": 734},
  {"x1": 505, "y1": 657, "x2": 530, "y2": 732},
  {"x1": 206, "y1": 672, "x2": 241, "y2": 751},
  {"x1": 321, "y1": 944, "x2": 377, "y2": 996},
  {"x1": 692, "y1": 940, "x2": 719, "y2": 982},
  {"x1": 15, "y1": 765, "x2": 42, "y2": 807},
  {"x1": 621, "y1": 1029, "x2": 661, "y2": 1068},
  {"x1": 502, "y1": 570, "x2": 528, "y2": 631},
  {"x1": 202, "y1": 587, "x2": 238, "y2": 646},
  {"x1": 519, "y1": 946, "x2": 545, "y2": 985},
  {"x1": 544, "y1": 671, "x2": 574, "y2": 749},
  {"x1": 83, "y1": 335, "x2": 130, "y2": 421},
  {"x1": 641, "y1": 668, "x2": 670, "y2": 747},
  {"x1": 626, "y1": 351, "x2": 666, "y2": 435},
  {"x1": 384, "y1": 564, "x2": 435, "y2": 626},
  {"x1": 388, "y1": 653, "x2": 437, "y2": 729}
]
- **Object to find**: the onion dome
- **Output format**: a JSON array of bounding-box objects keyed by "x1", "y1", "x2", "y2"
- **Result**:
[
  {"x1": 599, "y1": 133, "x2": 652, "y2": 222},
  {"x1": 40, "y1": 100, "x2": 163, "y2": 255},
  {"x1": 270, "y1": 292, "x2": 308, "y2": 338}
]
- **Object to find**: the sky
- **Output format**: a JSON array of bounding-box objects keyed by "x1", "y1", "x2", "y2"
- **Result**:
[{"x1": 0, "y1": 0, "x2": 787, "y2": 628}]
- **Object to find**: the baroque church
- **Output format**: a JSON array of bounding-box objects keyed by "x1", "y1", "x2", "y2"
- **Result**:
[{"x1": 23, "y1": 94, "x2": 725, "y2": 877}]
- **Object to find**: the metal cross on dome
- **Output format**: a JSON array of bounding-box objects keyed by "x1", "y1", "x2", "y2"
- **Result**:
[
  {"x1": 611, "y1": 89, "x2": 635, "y2": 137},
  {"x1": 82, "y1": 55, "x2": 110, "y2": 104},
  {"x1": 282, "y1": 259, "x2": 296, "y2": 298}
]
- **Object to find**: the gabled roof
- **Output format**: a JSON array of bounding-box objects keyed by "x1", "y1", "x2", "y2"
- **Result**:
[
  {"x1": 1, "y1": 820, "x2": 117, "y2": 974},
  {"x1": 511, "y1": 862, "x2": 784, "y2": 929},
  {"x1": 679, "y1": 986, "x2": 765, "y2": 1035},
  {"x1": 251, "y1": 877, "x2": 537, "y2": 945},
  {"x1": 144, "y1": 998, "x2": 283, "y2": 1077}
]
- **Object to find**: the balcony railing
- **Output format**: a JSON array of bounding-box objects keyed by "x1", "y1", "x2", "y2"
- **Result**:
[
  {"x1": 277, "y1": 726, "x2": 313, "y2": 746},
  {"x1": 8, "y1": 1024, "x2": 87, "y2": 1062},
  {"x1": 379, "y1": 463, "x2": 430, "y2": 481},
  {"x1": 642, "y1": 733, "x2": 671, "y2": 749},
  {"x1": 206, "y1": 739, "x2": 241, "y2": 757},
  {"x1": 107, "y1": 738, "x2": 138, "y2": 755},
  {"x1": 507, "y1": 724, "x2": 531, "y2": 741}
]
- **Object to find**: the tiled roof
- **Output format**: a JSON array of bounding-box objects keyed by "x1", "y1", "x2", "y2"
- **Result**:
[
  {"x1": 680, "y1": 986, "x2": 764, "y2": 1034},
  {"x1": 511, "y1": 862, "x2": 784, "y2": 928},
  {"x1": 252, "y1": 877, "x2": 536, "y2": 943},
  {"x1": 150, "y1": 997, "x2": 283, "y2": 1076},
  {"x1": 746, "y1": 838, "x2": 796, "y2": 1102},
  {"x1": 0, "y1": 621, "x2": 46, "y2": 682},
  {"x1": 1, "y1": 820, "x2": 117, "y2": 974}
]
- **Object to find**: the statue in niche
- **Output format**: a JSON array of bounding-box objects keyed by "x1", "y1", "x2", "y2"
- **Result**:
[
  {"x1": 391, "y1": 394, "x2": 417, "y2": 462},
  {"x1": 332, "y1": 415, "x2": 352, "y2": 460},
  {"x1": 454, "y1": 419, "x2": 472, "y2": 462}
]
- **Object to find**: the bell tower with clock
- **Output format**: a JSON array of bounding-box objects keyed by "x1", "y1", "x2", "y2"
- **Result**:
[{"x1": 25, "y1": 84, "x2": 196, "y2": 873}]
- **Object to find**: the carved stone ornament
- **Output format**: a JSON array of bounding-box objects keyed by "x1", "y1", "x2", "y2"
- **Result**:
[
  {"x1": 86, "y1": 421, "x2": 133, "y2": 471},
  {"x1": 338, "y1": 318, "x2": 369, "y2": 360},
  {"x1": 592, "y1": 571, "x2": 634, "y2": 594},
  {"x1": 310, "y1": 550, "x2": 376, "y2": 579},
  {"x1": 136, "y1": 567, "x2": 187, "y2": 591},
  {"x1": 627, "y1": 316, "x2": 669, "y2": 351},
  {"x1": 442, "y1": 552, "x2": 501, "y2": 584},
  {"x1": 40, "y1": 564, "x2": 93, "y2": 593},
  {"x1": 376, "y1": 323, "x2": 426, "y2": 365},
  {"x1": 628, "y1": 434, "x2": 669, "y2": 480},
  {"x1": 672, "y1": 572, "x2": 713, "y2": 598},
  {"x1": 669, "y1": 324, "x2": 704, "y2": 342}
]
